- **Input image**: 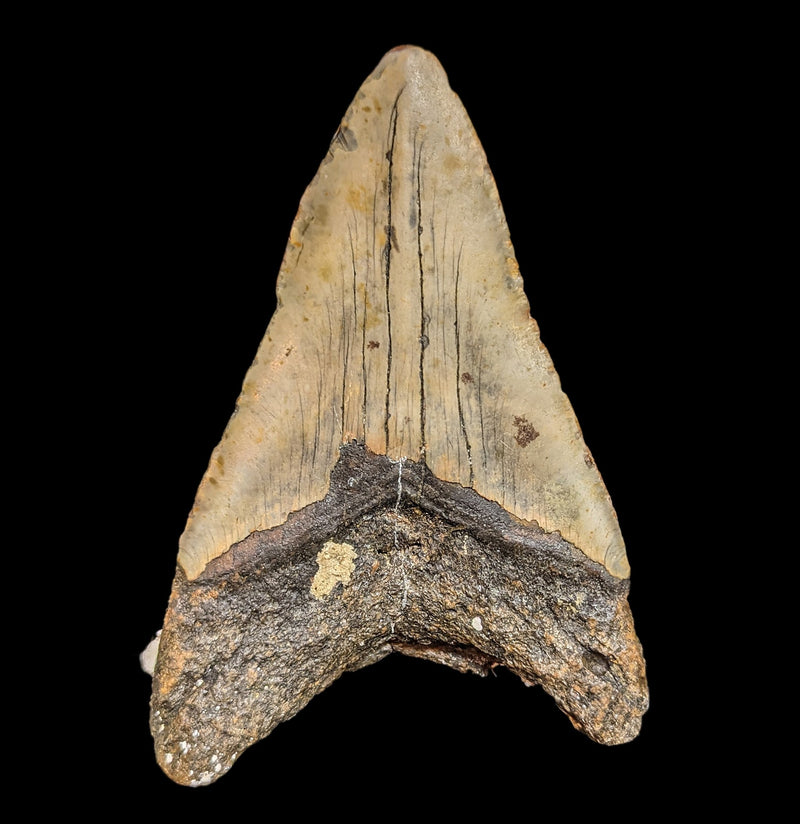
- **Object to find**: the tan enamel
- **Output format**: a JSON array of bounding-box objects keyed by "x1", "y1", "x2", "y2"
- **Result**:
[{"x1": 177, "y1": 46, "x2": 629, "y2": 581}]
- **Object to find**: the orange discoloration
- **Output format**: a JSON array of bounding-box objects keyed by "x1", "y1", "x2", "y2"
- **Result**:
[{"x1": 346, "y1": 184, "x2": 368, "y2": 212}]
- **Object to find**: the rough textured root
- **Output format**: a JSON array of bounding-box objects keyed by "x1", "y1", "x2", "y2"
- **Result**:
[{"x1": 150, "y1": 443, "x2": 648, "y2": 786}]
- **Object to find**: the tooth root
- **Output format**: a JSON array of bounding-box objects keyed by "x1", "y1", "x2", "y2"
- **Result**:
[{"x1": 149, "y1": 46, "x2": 648, "y2": 786}]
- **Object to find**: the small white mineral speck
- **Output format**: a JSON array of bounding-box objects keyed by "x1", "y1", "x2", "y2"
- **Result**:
[{"x1": 471, "y1": 616, "x2": 483, "y2": 631}]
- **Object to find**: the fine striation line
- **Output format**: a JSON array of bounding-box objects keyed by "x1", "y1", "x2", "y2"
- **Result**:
[{"x1": 454, "y1": 242, "x2": 474, "y2": 487}]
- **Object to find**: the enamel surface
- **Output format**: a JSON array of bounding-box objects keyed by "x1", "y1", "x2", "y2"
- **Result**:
[{"x1": 177, "y1": 46, "x2": 628, "y2": 581}]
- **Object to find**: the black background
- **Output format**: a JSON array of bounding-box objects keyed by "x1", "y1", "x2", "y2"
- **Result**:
[{"x1": 60, "y1": 14, "x2": 770, "y2": 815}]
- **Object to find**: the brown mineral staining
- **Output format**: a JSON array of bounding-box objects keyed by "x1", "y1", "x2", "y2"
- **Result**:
[
  {"x1": 461, "y1": 372, "x2": 473, "y2": 383},
  {"x1": 513, "y1": 415, "x2": 539, "y2": 447},
  {"x1": 368, "y1": 340, "x2": 380, "y2": 349}
]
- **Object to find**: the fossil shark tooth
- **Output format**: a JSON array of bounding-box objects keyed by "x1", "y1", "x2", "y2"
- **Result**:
[{"x1": 146, "y1": 44, "x2": 648, "y2": 787}]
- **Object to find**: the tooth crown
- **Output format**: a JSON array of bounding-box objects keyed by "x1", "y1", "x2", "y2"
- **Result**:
[{"x1": 177, "y1": 45, "x2": 628, "y2": 584}]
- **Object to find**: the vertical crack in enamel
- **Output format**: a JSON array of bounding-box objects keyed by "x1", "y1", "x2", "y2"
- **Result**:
[
  {"x1": 383, "y1": 89, "x2": 403, "y2": 455},
  {"x1": 415, "y1": 129, "x2": 426, "y2": 463}
]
